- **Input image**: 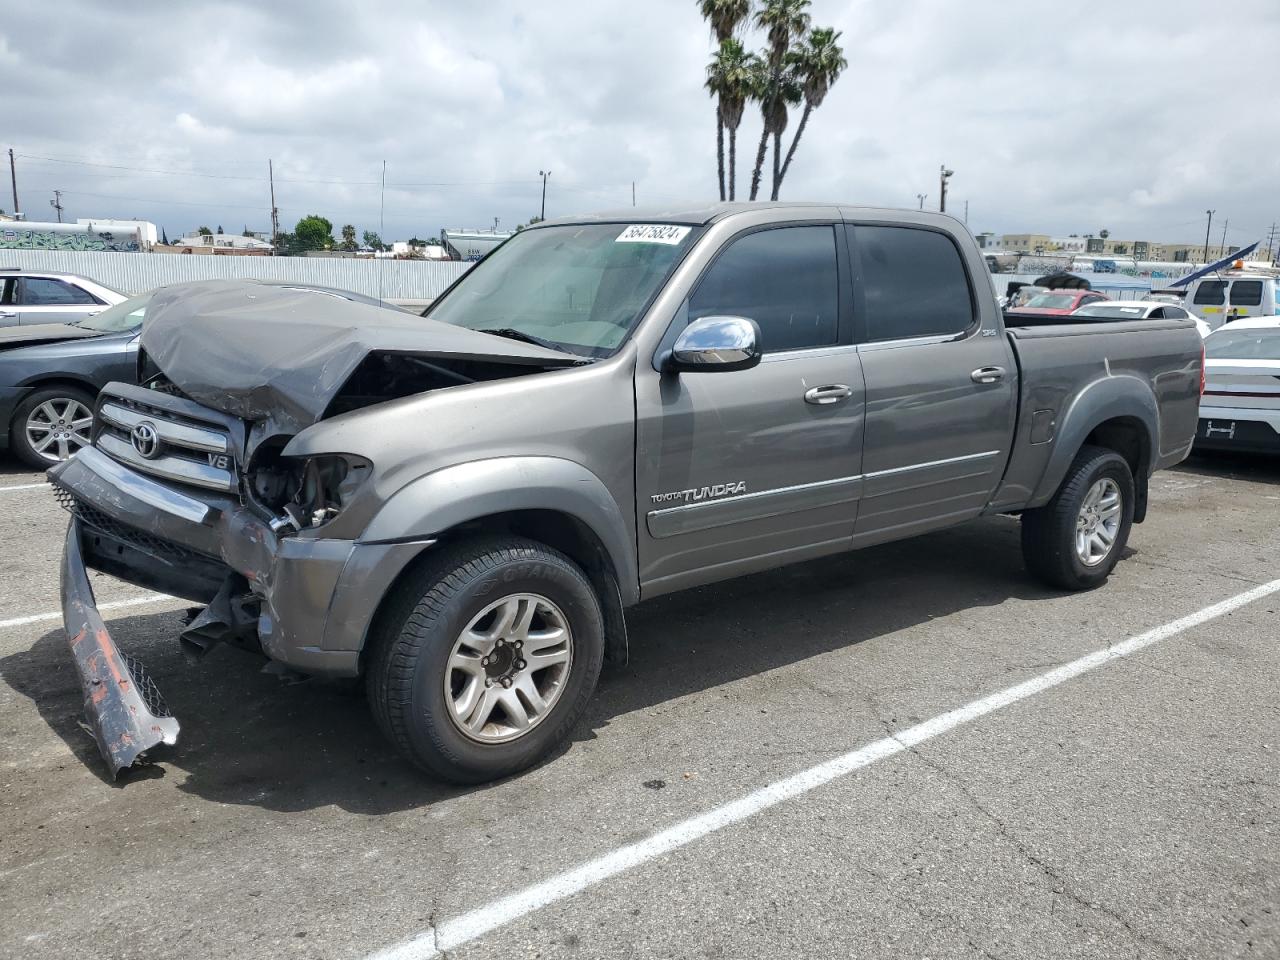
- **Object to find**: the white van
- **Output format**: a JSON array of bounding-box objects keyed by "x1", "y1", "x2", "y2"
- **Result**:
[{"x1": 1186, "y1": 270, "x2": 1279, "y2": 329}]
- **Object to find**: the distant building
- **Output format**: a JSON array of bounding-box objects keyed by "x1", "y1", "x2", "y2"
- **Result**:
[
  {"x1": 166, "y1": 231, "x2": 274, "y2": 255},
  {"x1": 0, "y1": 218, "x2": 153, "y2": 251},
  {"x1": 999, "y1": 234, "x2": 1054, "y2": 254},
  {"x1": 76, "y1": 218, "x2": 159, "y2": 247}
]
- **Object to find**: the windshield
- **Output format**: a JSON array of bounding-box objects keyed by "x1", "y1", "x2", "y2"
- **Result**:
[
  {"x1": 427, "y1": 223, "x2": 697, "y2": 358},
  {"x1": 1024, "y1": 293, "x2": 1078, "y2": 310},
  {"x1": 1205, "y1": 328, "x2": 1280, "y2": 360},
  {"x1": 1073, "y1": 303, "x2": 1149, "y2": 319},
  {"x1": 75, "y1": 292, "x2": 152, "y2": 333}
]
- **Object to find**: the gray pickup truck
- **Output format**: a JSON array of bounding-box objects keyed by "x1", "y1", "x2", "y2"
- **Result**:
[{"x1": 48, "y1": 204, "x2": 1204, "y2": 782}]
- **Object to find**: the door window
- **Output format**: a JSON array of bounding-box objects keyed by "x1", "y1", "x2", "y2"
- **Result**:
[
  {"x1": 17, "y1": 278, "x2": 100, "y2": 306},
  {"x1": 1229, "y1": 280, "x2": 1263, "y2": 306},
  {"x1": 854, "y1": 225, "x2": 974, "y2": 341},
  {"x1": 1193, "y1": 280, "x2": 1226, "y2": 305},
  {"x1": 1162, "y1": 306, "x2": 1188, "y2": 319},
  {"x1": 688, "y1": 225, "x2": 839, "y2": 353}
]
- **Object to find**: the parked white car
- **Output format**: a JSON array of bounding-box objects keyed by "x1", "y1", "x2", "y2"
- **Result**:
[
  {"x1": 1071, "y1": 299, "x2": 1211, "y2": 338},
  {"x1": 1196, "y1": 318, "x2": 1280, "y2": 453},
  {"x1": 0, "y1": 269, "x2": 126, "y2": 327}
]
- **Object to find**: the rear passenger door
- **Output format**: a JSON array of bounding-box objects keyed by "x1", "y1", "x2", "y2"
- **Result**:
[
  {"x1": 847, "y1": 223, "x2": 1017, "y2": 546},
  {"x1": 15, "y1": 277, "x2": 104, "y2": 325},
  {"x1": 0, "y1": 278, "x2": 15, "y2": 327}
]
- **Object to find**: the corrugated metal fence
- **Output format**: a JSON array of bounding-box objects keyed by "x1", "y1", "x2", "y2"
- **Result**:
[{"x1": 0, "y1": 250, "x2": 473, "y2": 301}]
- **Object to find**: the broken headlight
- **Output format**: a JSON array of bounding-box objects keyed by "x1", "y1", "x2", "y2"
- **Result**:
[{"x1": 255, "y1": 453, "x2": 372, "y2": 533}]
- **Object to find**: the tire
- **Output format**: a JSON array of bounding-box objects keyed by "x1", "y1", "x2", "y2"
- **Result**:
[
  {"x1": 1021, "y1": 444, "x2": 1135, "y2": 591},
  {"x1": 366, "y1": 536, "x2": 605, "y2": 783},
  {"x1": 10, "y1": 384, "x2": 97, "y2": 468}
]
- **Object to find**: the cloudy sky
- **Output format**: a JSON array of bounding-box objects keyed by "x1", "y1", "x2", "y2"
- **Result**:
[{"x1": 3, "y1": 0, "x2": 1277, "y2": 247}]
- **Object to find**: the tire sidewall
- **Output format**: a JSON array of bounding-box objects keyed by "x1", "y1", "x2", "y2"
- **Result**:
[
  {"x1": 1063, "y1": 453, "x2": 1135, "y2": 586},
  {"x1": 402, "y1": 552, "x2": 604, "y2": 781}
]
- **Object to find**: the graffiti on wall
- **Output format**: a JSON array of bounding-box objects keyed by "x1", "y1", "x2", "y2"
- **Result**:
[{"x1": 0, "y1": 229, "x2": 140, "y2": 252}]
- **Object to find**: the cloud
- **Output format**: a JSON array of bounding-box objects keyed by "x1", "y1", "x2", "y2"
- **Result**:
[{"x1": 0, "y1": 0, "x2": 1275, "y2": 248}]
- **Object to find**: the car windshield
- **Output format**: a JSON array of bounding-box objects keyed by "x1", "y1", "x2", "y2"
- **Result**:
[
  {"x1": 74, "y1": 292, "x2": 152, "y2": 333},
  {"x1": 1205, "y1": 328, "x2": 1280, "y2": 360},
  {"x1": 1073, "y1": 303, "x2": 1148, "y2": 319},
  {"x1": 1024, "y1": 293, "x2": 1078, "y2": 310},
  {"x1": 426, "y1": 223, "x2": 697, "y2": 358}
]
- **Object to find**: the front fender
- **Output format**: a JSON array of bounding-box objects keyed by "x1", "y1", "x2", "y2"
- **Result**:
[
  {"x1": 360, "y1": 456, "x2": 639, "y2": 603},
  {"x1": 1029, "y1": 374, "x2": 1159, "y2": 507}
]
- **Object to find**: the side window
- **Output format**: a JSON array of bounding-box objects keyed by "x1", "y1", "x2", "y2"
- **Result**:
[
  {"x1": 1192, "y1": 280, "x2": 1226, "y2": 305},
  {"x1": 855, "y1": 225, "x2": 974, "y2": 342},
  {"x1": 688, "y1": 225, "x2": 839, "y2": 353},
  {"x1": 1163, "y1": 306, "x2": 1188, "y2": 319},
  {"x1": 18, "y1": 278, "x2": 99, "y2": 306},
  {"x1": 1147, "y1": 307, "x2": 1166, "y2": 319},
  {"x1": 1229, "y1": 280, "x2": 1263, "y2": 306}
]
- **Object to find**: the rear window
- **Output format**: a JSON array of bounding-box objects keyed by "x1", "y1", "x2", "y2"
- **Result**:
[
  {"x1": 1023, "y1": 293, "x2": 1078, "y2": 310},
  {"x1": 1072, "y1": 303, "x2": 1148, "y2": 320},
  {"x1": 1229, "y1": 280, "x2": 1263, "y2": 306},
  {"x1": 855, "y1": 225, "x2": 974, "y2": 341},
  {"x1": 1205, "y1": 328, "x2": 1280, "y2": 360},
  {"x1": 1193, "y1": 280, "x2": 1227, "y2": 305}
]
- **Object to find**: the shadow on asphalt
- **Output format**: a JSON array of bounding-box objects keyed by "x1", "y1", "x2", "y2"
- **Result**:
[
  {"x1": 1174, "y1": 450, "x2": 1280, "y2": 484},
  {"x1": 2, "y1": 515, "x2": 1068, "y2": 814}
]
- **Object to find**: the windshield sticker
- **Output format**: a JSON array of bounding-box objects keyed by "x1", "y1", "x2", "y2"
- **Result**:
[{"x1": 616, "y1": 224, "x2": 692, "y2": 245}]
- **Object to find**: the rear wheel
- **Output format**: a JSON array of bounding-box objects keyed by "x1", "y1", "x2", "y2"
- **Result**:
[
  {"x1": 11, "y1": 385, "x2": 96, "y2": 467},
  {"x1": 366, "y1": 536, "x2": 604, "y2": 783},
  {"x1": 1021, "y1": 444, "x2": 1134, "y2": 590}
]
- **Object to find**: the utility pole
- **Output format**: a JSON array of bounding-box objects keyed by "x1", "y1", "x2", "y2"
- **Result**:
[
  {"x1": 1220, "y1": 218, "x2": 1229, "y2": 259},
  {"x1": 939, "y1": 165, "x2": 954, "y2": 213},
  {"x1": 1203, "y1": 209, "x2": 1214, "y2": 264},
  {"x1": 964, "y1": 199, "x2": 969, "y2": 225},
  {"x1": 539, "y1": 170, "x2": 550, "y2": 220},
  {"x1": 49, "y1": 190, "x2": 63, "y2": 222},
  {"x1": 632, "y1": 181, "x2": 636, "y2": 208},
  {"x1": 916, "y1": 193, "x2": 926, "y2": 210},
  {"x1": 268, "y1": 159, "x2": 279, "y2": 252},
  {"x1": 1265, "y1": 222, "x2": 1278, "y2": 262},
  {"x1": 7, "y1": 149, "x2": 18, "y2": 216}
]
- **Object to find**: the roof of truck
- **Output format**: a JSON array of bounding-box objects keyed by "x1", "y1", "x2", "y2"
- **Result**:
[{"x1": 541, "y1": 202, "x2": 966, "y2": 229}]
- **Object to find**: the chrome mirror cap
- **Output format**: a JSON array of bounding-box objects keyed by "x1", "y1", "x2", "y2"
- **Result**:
[{"x1": 669, "y1": 316, "x2": 762, "y2": 373}]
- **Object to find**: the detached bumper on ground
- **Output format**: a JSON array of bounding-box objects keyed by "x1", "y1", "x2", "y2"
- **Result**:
[{"x1": 60, "y1": 518, "x2": 179, "y2": 777}]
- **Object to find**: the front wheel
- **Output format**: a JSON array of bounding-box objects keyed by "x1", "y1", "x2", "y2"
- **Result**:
[
  {"x1": 1021, "y1": 444, "x2": 1135, "y2": 591},
  {"x1": 11, "y1": 385, "x2": 96, "y2": 467},
  {"x1": 366, "y1": 536, "x2": 605, "y2": 783}
]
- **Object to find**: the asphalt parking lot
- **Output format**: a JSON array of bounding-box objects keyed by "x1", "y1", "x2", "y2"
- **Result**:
[{"x1": 1, "y1": 453, "x2": 1277, "y2": 960}]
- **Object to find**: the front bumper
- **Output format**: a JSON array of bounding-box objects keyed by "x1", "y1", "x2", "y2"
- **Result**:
[
  {"x1": 61, "y1": 518, "x2": 180, "y2": 777},
  {"x1": 50, "y1": 446, "x2": 435, "y2": 677}
]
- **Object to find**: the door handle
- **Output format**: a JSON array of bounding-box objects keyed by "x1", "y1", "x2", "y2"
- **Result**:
[
  {"x1": 971, "y1": 366, "x2": 1005, "y2": 384},
  {"x1": 804, "y1": 384, "x2": 852, "y2": 405},
  {"x1": 0, "y1": 312, "x2": 15, "y2": 319}
]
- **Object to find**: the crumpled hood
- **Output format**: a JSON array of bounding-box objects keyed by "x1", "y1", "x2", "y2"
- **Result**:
[{"x1": 139, "y1": 280, "x2": 577, "y2": 434}]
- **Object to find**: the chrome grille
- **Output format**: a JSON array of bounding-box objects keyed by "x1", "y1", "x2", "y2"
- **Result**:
[{"x1": 95, "y1": 391, "x2": 237, "y2": 493}]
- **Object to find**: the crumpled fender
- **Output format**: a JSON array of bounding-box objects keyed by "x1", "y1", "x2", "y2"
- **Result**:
[{"x1": 360, "y1": 456, "x2": 639, "y2": 605}]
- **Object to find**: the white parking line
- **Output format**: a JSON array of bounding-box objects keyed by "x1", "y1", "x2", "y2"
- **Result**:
[
  {"x1": 365, "y1": 577, "x2": 1280, "y2": 960},
  {"x1": 0, "y1": 482, "x2": 49, "y2": 493},
  {"x1": 0, "y1": 593, "x2": 173, "y2": 630}
]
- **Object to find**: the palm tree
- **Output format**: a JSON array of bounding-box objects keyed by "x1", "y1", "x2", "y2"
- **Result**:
[
  {"x1": 707, "y1": 39, "x2": 757, "y2": 201},
  {"x1": 699, "y1": 1, "x2": 753, "y2": 200},
  {"x1": 773, "y1": 27, "x2": 846, "y2": 199},
  {"x1": 748, "y1": 0, "x2": 811, "y2": 200}
]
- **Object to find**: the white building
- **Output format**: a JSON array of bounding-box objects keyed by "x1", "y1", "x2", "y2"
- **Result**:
[
  {"x1": 76, "y1": 218, "x2": 159, "y2": 247},
  {"x1": 173, "y1": 231, "x2": 274, "y2": 252}
]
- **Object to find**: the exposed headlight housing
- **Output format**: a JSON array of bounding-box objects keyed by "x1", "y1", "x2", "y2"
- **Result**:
[{"x1": 251, "y1": 450, "x2": 372, "y2": 532}]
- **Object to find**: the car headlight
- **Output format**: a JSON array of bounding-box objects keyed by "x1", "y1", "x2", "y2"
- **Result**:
[{"x1": 252, "y1": 451, "x2": 372, "y2": 532}]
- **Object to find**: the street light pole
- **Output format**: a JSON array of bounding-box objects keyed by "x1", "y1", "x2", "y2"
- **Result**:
[
  {"x1": 1203, "y1": 209, "x2": 1214, "y2": 264},
  {"x1": 539, "y1": 170, "x2": 551, "y2": 221},
  {"x1": 917, "y1": 193, "x2": 926, "y2": 210},
  {"x1": 939, "y1": 165, "x2": 954, "y2": 213}
]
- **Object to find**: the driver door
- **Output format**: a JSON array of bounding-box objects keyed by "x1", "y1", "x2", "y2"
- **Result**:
[{"x1": 634, "y1": 223, "x2": 865, "y2": 596}]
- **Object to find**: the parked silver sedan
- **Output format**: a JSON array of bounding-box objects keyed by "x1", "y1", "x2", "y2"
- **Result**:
[{"x1": 0, "y1": 269, "x2": 126, "y2": 326}]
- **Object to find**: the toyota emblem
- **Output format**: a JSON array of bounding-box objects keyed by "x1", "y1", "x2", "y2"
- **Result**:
[{"x1": 130, "y1": 421, "x2": 161, "y2": 459}]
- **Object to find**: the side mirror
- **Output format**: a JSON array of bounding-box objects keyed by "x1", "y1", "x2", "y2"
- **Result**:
[{"x1": 668, "y1": 316, "x2": 762, "y2": 373}]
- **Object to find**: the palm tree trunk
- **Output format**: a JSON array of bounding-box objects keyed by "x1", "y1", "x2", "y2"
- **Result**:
[
  {"x1": 715, "y1": 105, "x2": 726, "y2": 202},
  {"x1": 776, "y1": 104, "x2": 812, "y2": 198},
  {"x1": 749, "y1": 126, "x2": 769, "y2": 200},
  {"x1": 770, "y1": 130, "x2": 782, "y2": 200},
  {"x1": 728, "y1": 126, "x2": 737, "y2": 201}
]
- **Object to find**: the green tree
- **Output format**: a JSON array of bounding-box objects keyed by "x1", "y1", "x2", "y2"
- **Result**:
[
  {"x1": 294, "y1": 215, "x2": 334, "y2": 251},
  {"x1": 196, "y1": 225, "x2": 212, "y2": 236},
  {"x1": 774, "y1": 27, "x2": 845, "y2": 199},
  {"x1": 748, "y1": 0, "x2": 811, "y2": 200},
  {"x1": 339, "y1": 224, "x2": 358, "y2": 252},
  {"x1": 362, "y1": 230, "x2": 383, "y2": 251},
  {"x1": 698, "y1": 0, "x2": 753, "y2": 200},
  {"x1": 706, "y1": 38, "x2": 757, "y2": 201}
]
